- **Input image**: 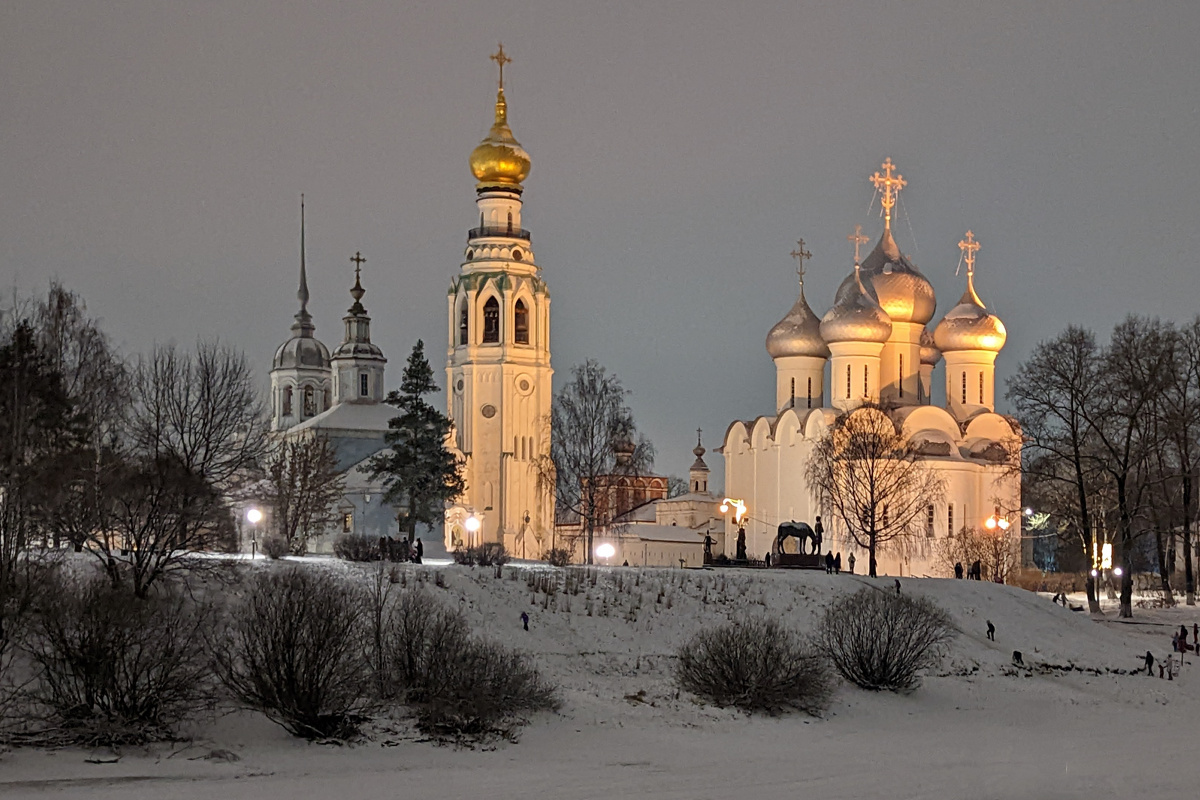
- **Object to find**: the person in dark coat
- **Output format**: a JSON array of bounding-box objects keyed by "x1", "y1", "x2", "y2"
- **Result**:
[
  {"x1": 414, "y1": 537, "x2": 424, "y2": 564},
  {"x1": 1144, "y1": 650, "x2": 1155, "y2": 676},
  {"x1": 834, "y1": 552, "x2": 842, "y2": 574},
  {"x1": 1180, "y1": 625, "x2": 1190, "y2": 652},
  {"x1": 954, "y1": 562, "x2": 964, "y2": 579},
  {"x1": 824, "y1": 551, "x2": 835, "y2": 574},
  {"x1": 847, "y1": 553, "x2": 855, "y2": 574},
  {"x1": 894, "y1": 579, "x2": 901, "y2": 595},
  {"x1": 521, "y1": 611, "x2": 529, "y2": 631},
  {"x1": 986, "y1": 620, "x2": 995, "y2": 641}
]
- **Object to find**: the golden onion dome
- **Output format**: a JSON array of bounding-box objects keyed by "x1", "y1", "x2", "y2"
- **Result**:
[
  {"x1": 834, "y1": 228, "x2": 936, "y2": 325},
  {"x1": 469, "y1": 89, "x2": 531, "y2": 189},
  {"x1": 933, "y1": 275, "x2": 1007, "y2": 353},
  {"x1": 919, "y1": 327, "x2": 942, "y2": 366},
  {"x1": 820, "y1": 266, "x2": 892, "y2": 344},
  {"x1": 766, "y1": 284, "x2": 829, "y2": 359}
]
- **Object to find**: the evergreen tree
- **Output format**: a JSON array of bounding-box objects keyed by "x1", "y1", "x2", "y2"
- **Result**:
[{"x1": 367, "y1": 340, "x2": 464, "y2": 543}]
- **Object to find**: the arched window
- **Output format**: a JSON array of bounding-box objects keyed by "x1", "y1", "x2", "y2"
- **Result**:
[
  {"x1": 898, "y1": 355, "x2": 904, "y2": 398},
  {"x1": 303, "y1": 386, "x2": 315, "y2": 417},
  {"x1": 283, "y1": 387, "x2": 293, "y2": 416},
  {"x1": 926, "y1": 505, "x2": 935, "y2": 538},
  {"x1": 506, "y1": 211, "x2": 513, "y2": 234},
  {"x1": 961, "y1": 372, "x2": 967, "y2": 404},
  {"x1": 790, "y1": 378, "x2": 795, "y2": 408},
  {"x1": 514, "y1": 299, "x2": 529, "y2": 344},
  {"x1": 863, "y1": 365, "x2": 869, "y2": 397},
  {"x1": 459, "y1": 300, "x2": 469, "y2": 345},
  {"x1": 979, "y1": 372, "x2": 985, "y2": 404},
  {"x1": 483, "y1": 297, "x2": 500, "y2": 343},
  {"x1": 846, "y1": 365, "x2": 852, "y2": 399},
  {"x1": 359, "y1": 373, "x2": 369, "y2": 397},
  {"x1": 948, "y1": 504, "x2": 955, "y2": 536},
  {"x1": 807, "y1": 377, "x2": 813, "y2": 408},
  {"x1": 323, "y1": 388, "x2": 331, "y2": 409}
]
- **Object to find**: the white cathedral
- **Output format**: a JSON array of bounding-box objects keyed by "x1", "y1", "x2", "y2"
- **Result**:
[{"x1": 721, "y1": 160, "x2": 1022, "y2": 577}]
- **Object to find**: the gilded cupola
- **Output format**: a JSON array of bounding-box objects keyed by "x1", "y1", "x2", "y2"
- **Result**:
[
  {"x1": 933, "y1": 231, "x2": 1007, "y2": 353},
  {"x1": 766, "y1": 241, "x2": 830, "y2": 359},
  {"x1": 469, "y1": 45, "x2": 531, "y2": 191}
]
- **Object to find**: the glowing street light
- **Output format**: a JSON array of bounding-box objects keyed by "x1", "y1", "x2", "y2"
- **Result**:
[
  {"x1": 246, "y1": 507, "x2": 263, "y2": 559},
  {"x1": 985, "y1": 507, "x2": 1010, "y2": 531},
  {"x1": 246, "y1": 508, "x2": 263, "y2": 525},
  {"x1": 596, "y1": 542, "x2": 616, "y2": 562},
  {"x1": 720, "y1": 498, "x2": 747, "y2": 526},
  {"x1": 464, "y1": 513, "x2": 481, "y2": 547}
]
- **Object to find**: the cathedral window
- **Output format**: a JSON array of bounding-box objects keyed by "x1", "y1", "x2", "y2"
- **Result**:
[
  {"x1": 961, "y1": 372, "x2": 967, "y2": 404},
  {"x1": 283, "y1": 387, "x2": 293, "y2": 416},
  {"x1": 948, "y1": 504, "x2": 955, "y2": 536},
  {"x1": 898, "y1": 355, "x2": 904, "y2": 398},
  {"x1": 863, "y1": 365, "x2": 869, "y2": 397},
  {"x1": 360, "y1": 373, "x2": 369, "y2": 397},
  {"x1": 342, "y1": 512, "x2": 353, "y2": 533},
  {"x1": 459, "y1": 301, "x2": 469, "y2": 345},
  {"x1": 806, "y1": 377, "x2": 812, "y2": 408},
  {"x1": 303, "y1": 386, "x2": 315, "y2": 417},
  {"x1": 507, "y1": 211, "x2": 513, "y2": 234},
  {"x1": 790, "y1": 378, "x2": 795, "y2": 408},
  {"x1": 324, "y1": 388, "x2": 331, "y2": 409},
  {"x1": 926, "y1": 505, "x2": 935, "y2": 538},
  {"x1": 979, "y1": 372, "x2": 985, "y2": 404},
  {"x1": 483, "y1": 297, "x2": 500, "y2": 343},
  {"x1": 846, "y1": 365, "x2": 852, "y2": 399},
  {"x1": 514, "y1": 299, "x2": 529, "y2": 344}
]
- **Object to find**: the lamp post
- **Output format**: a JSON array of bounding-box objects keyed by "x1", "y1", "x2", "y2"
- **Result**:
[
  {"x1": 246, "y1": 507, "x2": 263, "y2": 559},
  {"x1": 464, "y1": 512, "x2": 481, "y2": 548},
  {"x1": 720, "y1": 498, "x2": 748, "y2": 561}
]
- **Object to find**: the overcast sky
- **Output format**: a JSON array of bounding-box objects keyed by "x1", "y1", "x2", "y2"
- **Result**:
[{"x1": 3, "y1": 1, "x2": 1199, "y2": 488}]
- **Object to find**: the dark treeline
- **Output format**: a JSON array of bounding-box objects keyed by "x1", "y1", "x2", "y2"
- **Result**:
[{"x1": 1009, "y1": 316, "x2": 1200, "y2": 616}]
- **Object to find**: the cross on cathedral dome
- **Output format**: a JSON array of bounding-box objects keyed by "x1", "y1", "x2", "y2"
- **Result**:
[{"x1": 766, "y1": 240, "x2": 830, "y2": 359}]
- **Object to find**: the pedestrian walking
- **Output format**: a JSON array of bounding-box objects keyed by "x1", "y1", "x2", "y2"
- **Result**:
[
  {"x1": 834, "y1": 552, "x2": 842, "y2": 574},
  {"x1": 414, "y1": 537, "x2": 424, "y2": 564},
  {"x1": 954, "y1": 562, "x2": 964, "y2": 579},
  {"x1": 824, "y1": 551, "x2": 835, "y2": 574},
  {"x1": 847, "y1": 553, "x2": 856, "y2": 574},
  {"x1": 986, "y1": 620, "x2": 995, "y2": 642},
  {"x1": 1145, "y1": 650, "x2": 1155, "y2": 676},
  {"x1": 520, "y1": 611, "x2": 529, "y2": 631},
  {"x1": 894, "y1": 579, "x2": 901, "y2": 595}
]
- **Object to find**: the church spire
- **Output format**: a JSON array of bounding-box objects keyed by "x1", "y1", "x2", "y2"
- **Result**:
[
  {"x1": 291, "y1": 194, "x2": 316, "y2": 337},
  {"x1": 870, "y1": 158, "x2": 906, "y2": 231}
]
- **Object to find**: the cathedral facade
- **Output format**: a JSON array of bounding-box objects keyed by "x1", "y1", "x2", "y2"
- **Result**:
[
  {"x1": 442, "y1": 50, "x2": 555, "y2": 557},
  {"x1": 721, "y1": 160, "x2": 1022, "y2": 577}
]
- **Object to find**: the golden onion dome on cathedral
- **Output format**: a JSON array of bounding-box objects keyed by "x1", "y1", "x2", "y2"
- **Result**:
[
  {"x1": 820, "y1": 266, "x2": 893, "y2": 344},
  {"x1": 766, "y1": 284, "x2": 830, "y2": 359},
  {"x1": 469, "y1": 89, "x2": 531, "y2": 189},
  {"x1": 834, "y1": 228, "x2": 936, "y2": 325},
  {"x1": 919, "y1": 327, "x2": 942, "y2": 366},
  {"x1": 933, "y1": 232, "x2": 1006, "y2": 353}
]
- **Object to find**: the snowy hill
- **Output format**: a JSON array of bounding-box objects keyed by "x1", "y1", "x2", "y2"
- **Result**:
[{"x1": 2, "y1": 562, "x2": 1197, "y2": 800}]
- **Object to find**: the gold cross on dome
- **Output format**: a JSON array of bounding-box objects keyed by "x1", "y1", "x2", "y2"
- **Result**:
[
  {"x1": 958, "y1": 230, "x2": 980, "y2": 276},
  {"x1": 490, "y1": 44, "x2": 512, "y2": 90},
  {"x1": 848, "y1": 224, "x2": 869, "y2": 263},
  {"x1": 351, "y1": 251, "x2": 366, "y2": 281},
  {"x1": 790, "y1": 239, "x2": 813, "y2": 283},
  {"x1": 870, "y1": 157, "x2": 907, "y2": 229}
]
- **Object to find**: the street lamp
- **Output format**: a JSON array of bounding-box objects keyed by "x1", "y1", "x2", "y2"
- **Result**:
[
  {"x1": 596, "y1": 542, "x2": 616, "y2": 563},
  {"x1": 985, "y1": 507, "x2": 1010, "y2": 531},
  {"x1": 246, "y1": 507, "x2": 263, "y2": 559},
  {"x1": 465, "y1": 513, "x2": 481, "y2": 547},
  {"x1": 720, "y1": 498, "x2": 749, "y2": 561}
]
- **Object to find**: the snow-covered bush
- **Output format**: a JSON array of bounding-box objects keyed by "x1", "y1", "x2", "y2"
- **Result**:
[
  {"x1": 544, "y1": 547, "x2": 572, "y2": 567},
  {"x1": 452, "y1": 543, "x2": 510, "y2": 567},
  {"x1": 333, "y1": 533, "x2": 380, "y2": 562},
  {"x1": 213, "y1": 567, "x2": 372, "y2": 739},
  {"x1": 377, "y1": 588, "x2": 557, "y2": 741},
  {"x1": 261, "y1": 534, "x2": 289, "y2": 560},
  {"x1": 818, "y1": 588, "x2": 957, "y2": 691},
  {"x1": 674, "y1": 615, "x2": 833, "y2": 715},
  {"x1": 25, "y1": 571, "x2": 214, "y2": 745}
]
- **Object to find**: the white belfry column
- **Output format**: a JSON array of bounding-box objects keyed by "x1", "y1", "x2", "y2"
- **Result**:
[{"x1": 445, "y1": 46, "x2": 554, "y2": 556}]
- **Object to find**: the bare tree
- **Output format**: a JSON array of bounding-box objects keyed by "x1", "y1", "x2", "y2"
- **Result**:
[
  {"x1": 806, "y1": 405, "x2": 945, "y2": 577},
  {"x1": 1156, "y1": 319, "x2": 1200, "y2": 604},
  {"x1": 263, "y1": 432, "x2": 344, "y2": 555},
  {"x1": 1007, "y1": 327, "x2": 1107, "y2": 612},
  {"x1": 935, "y1": 525, "x2": 1020, "y2": 583},
  {"x1": 86, "y1": 342, "x2": 266, "y2": 597},
  {"x1": 537, "y1": 361, "x2": 654, "y2": 565}
]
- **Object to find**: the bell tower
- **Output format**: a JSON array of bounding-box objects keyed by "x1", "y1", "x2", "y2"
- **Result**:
[{"x1": 444, "y1": 46, "x2": 554, "y2": 557}]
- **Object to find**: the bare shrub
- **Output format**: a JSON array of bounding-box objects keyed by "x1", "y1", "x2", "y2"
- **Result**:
[
  {"x1": 818, "y1": 588, "x2": 957, "y2": 691},
  {"x1": 453, "y1": 543, "x2": 510, "y2": 567},
  {"x1": 25, "y1": 572, "x2": 213, "y2": 745},
  {"x1": 213, "y1": 567, "x2": 371, "y2": 739},
  {"x1": 544, "y1": 548, "x2": 572, "y2": 567},
  {"x1": 334, "y1": 534, "x2": 380, "y2": 562},
  {"x1": 261, "y1": 534, "x2": 289, "y2": 560},
  {"x1": 378, "y1": 588, "x2": 557, "y2": 741},
  {"x1": 674, "y1": 615, "x2": 833, "y2": 715}
]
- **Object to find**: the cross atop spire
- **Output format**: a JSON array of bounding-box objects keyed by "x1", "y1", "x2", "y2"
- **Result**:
[
  {"x1": 298, "y1": 194, "x2": 309, "y2": 313},
  {"x1": 958, "y1": 230, "x2": 980, "y2": 277},
  {"x1": 349, "y1": 251, "x2": 366, "y2": 306},
  {"x1": 870, "y1": 157, "x2": 907, "y2": 230},
  {"x1": 491, "y1": 43, "x2": 512, "y2": 90},
  {"x1": 848, "y1": 224, "x2": 870, "y2": 263},
  {"x1": 789, "y1": 239, "x2": 813, "y2": 285}
]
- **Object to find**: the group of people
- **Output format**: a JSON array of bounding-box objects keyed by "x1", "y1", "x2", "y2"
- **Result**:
[
  {"x1": 1172, "y1": 623, "x2": 1197, "y2": 654},
  {"x1": 823, "y1": 551, "x2": 847, "y2": 574},
  {"x1": 379, "y1": 535, "x2": 423, "y2": 563},
  {"x1": 953, "y1": 560, "x2": 984, "y2": 580}
]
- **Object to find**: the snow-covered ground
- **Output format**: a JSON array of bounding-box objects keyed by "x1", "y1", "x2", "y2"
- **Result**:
[{"x1": 2, "y1": 562, "x2": 1197, "y2": 799}]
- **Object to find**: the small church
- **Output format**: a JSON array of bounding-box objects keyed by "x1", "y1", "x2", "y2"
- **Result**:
[{"x1": 721, "y1": 160, "x2": 1022, "y2": 577}]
